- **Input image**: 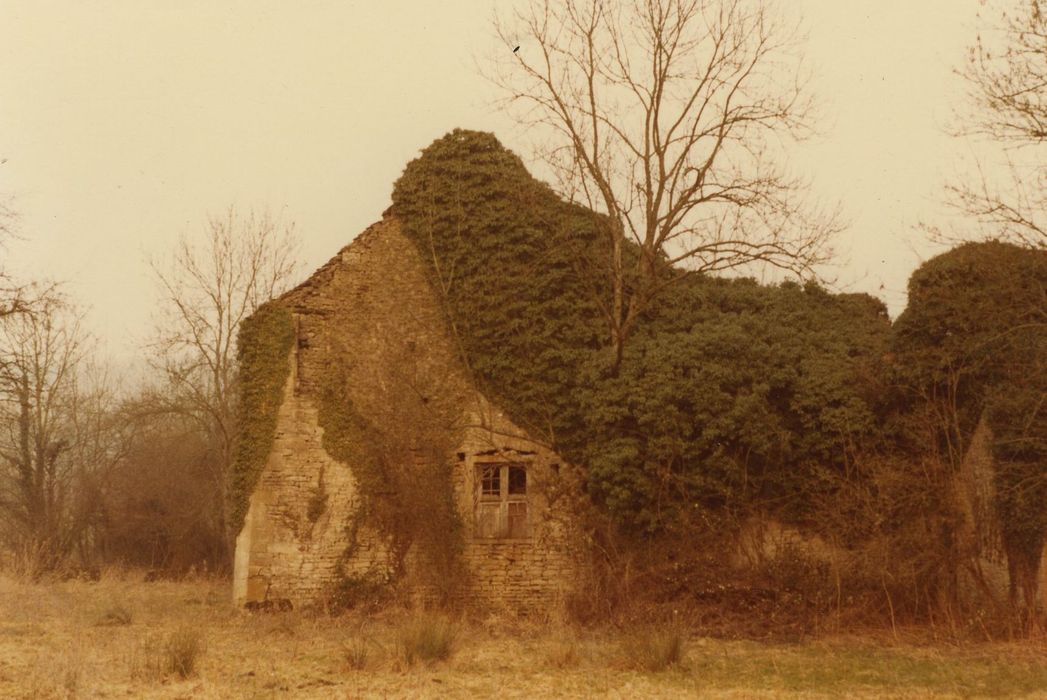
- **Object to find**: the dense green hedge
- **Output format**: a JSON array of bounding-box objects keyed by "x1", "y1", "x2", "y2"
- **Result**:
[
  {"x1": 229, "y1": 302, "x2": 295, "y2": 537},
  {"x1": 587, "y1": 278, "x2": 891, "y2": 530}
]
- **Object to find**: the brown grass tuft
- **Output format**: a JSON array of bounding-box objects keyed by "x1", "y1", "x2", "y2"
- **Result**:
[
  {"x1": 397, "y1": 613, "x2": 457, "y2": 666},
  {"x1": 545, "y1": 636, "x2": 583, "y2": 668},
  {"x1": 131, "y1": 626, "x2": 204, "y2": 681},
  {"x1": 620, "y1": 626, "x2": 686, "y2": 672},
  {"x1": 342, "y1": 635, "x2": 372, "y2": 670},
  {"x1": 25, "y1": 643, "x2": 85, "y2": 698},
  {"x1": 94, "y1": 600, "x2": 133, "y2": 627}
]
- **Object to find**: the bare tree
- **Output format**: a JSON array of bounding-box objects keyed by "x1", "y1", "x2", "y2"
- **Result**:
[
  {"x1": 0, "y1": 159, "x2": 14, "y2": 242},
  {"x1": 0, "y1": 293, "x2": 120, "y2": 573},
  {"x1": 942, "y1": 0, "x2": 1047, "y2": 248},
  {"x1": 0, "y1": 191, "x2": 40, "y2": 320},
  {"x1": 63, "y1": 361, "x2": 136, "y2": 566},
  {"x1": 491, "y1": 0, "x2": 836, "y2": 366},
  {"x1": 150, "y1": 207, "x2": 299, "y2": 560}
]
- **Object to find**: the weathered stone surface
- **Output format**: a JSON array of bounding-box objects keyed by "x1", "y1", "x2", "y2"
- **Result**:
[{"x1": 233, "y1": 216, "x2": 581, "y2": 611}]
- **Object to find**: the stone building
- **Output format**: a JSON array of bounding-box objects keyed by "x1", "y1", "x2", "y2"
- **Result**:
[{"x1": 232, "y1": 215, "x2": 580, "y2": 611}]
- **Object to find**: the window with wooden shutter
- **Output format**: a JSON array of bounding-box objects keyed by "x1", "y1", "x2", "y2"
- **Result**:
[{"x1": 474, "y1": 462, "x2": 529, "y2": 539}]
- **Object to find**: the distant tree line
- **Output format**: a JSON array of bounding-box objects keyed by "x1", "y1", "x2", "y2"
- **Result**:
[{"x1": 0, "y1": 209, "x2": 297, "y2": 578}]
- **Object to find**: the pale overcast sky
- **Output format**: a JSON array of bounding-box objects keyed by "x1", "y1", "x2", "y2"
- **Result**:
[{"x1": 0, "y1": 1, "x2": 982, "y2": 368}]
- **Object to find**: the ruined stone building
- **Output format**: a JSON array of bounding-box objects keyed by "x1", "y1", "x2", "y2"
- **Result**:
[{"x1": 232, "y1": 215, "x2": 580, "y2": 611}]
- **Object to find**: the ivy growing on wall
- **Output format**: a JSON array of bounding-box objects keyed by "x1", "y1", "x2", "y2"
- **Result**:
[
  {"x1": 229, "y1": 301, "x2": 295, "y2": 537},
  {"x1": 391, "y1": 128, "x2": 607, "y2": 454},
  {"x1": 893, "y1": 241, "x2": 1047, "y2": 611},
  {"x1": 391, "y1": 129, "x2": 892, "y2": 533},
  {"x1": 315, "y1": 347, "x2": 467, "y2": 608},
  {"x1": 231, "y1": 128, "x2": 1046, "y2": 622}
]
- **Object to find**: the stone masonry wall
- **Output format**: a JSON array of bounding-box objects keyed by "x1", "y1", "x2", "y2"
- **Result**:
[
  {"x1": 233, "y1": 216, "x2": 580, "y2": 610},
  {"x1": 232, "y1": 354, "x2": 392, "y2": 605},
  {"x1": 956, "y1": 414, "x2": 1047, "y2": 611}
]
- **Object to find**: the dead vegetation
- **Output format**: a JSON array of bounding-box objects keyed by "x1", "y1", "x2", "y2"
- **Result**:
[
  {"x1": 2, "y1": 573, "x2": 1047, "y2": 698},
  {"x1": 619, "y1": 625, "x2": 686, "y2": 672},
  {"x1": 130, "y1": 626, "x2": 204, "y2": 681},
  {"x1": 396, "y1": 613, "x2": 458, "y2": 666}
]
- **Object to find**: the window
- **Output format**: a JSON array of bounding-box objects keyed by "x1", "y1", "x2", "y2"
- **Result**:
[{"x1": 475, "y1": 462, "x2": 529, "y2": 539}]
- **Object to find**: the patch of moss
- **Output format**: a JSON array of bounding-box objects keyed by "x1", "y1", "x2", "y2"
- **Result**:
[{"x1": 229, "y1": 302, "x2": 295, "y2": 536}]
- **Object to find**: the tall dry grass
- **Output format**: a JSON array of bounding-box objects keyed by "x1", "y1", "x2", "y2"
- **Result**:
[
  {"x1": 1, "y1": 574, "x2": 1047, "y2": 698},
  {"x1": 620, "y1": 626, "x2": 686, "y2": 671},
  {"x1": 397, "y1": 612, "x2": 458, "y2": 666}
]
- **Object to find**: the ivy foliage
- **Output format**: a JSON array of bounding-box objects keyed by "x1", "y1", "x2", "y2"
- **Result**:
[
  {"x1": 893, "y1": 242, "x2": 1045, "y2": 438},
  {"x1": 586, "y1": 278, "x2": 891, "y2": 531},
  {"x1": 391, "y1": 129, "x2": 607, "y2": 451},
  {"x1": 315, "y1": 350, "x2": 466, "y2": 607},
  {"x1": 893, "y1": 241, "x2": 1047, "y2": 592},
  {"x1": 229, "y1": 301, "x2": 295, "y2": 536},
  {"x1": 391, "y1": 129, "x2": 891, "y2": 532}
]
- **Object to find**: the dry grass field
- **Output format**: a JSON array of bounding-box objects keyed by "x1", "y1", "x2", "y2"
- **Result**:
[{"x1": 2, "y1": 573, "x2": 1047, "y2": 699}]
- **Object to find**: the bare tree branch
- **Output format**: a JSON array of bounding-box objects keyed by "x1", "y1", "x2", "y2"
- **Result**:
[
  {"x1": 488, "y1": 0, "x2": 837, "y2": 368},
  {"x1": 940, "y1": 0, "x2": 1047, "y2": 248}
]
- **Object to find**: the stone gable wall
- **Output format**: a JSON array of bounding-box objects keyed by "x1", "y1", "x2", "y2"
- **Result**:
[
  {"x1": 232, "y1": 368, "x2": 392, "y2": 604},
  {"x1": 953, "y1": 415, "x2": 1047, "y2": 611},
  {"x1": 233, "y1": 217, "x2": 580, "y2": 610}
]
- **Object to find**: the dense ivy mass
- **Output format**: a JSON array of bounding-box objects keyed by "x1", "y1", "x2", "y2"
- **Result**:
[
  {"x1": 392, "y1": 129, "x2": 891, "y2": 532},
  {"x1": 391, "y1": 129, "x2": 606, "y2": 451},
  {"x1": 893, "y1": 241, "x2": 1047, "y2": 603},
  {"x1": 229, "y1": 302, "x2": 295, "y2": 536},
  {"x1": 588, "y1": 279, "x2": 891, "y2": 530}
]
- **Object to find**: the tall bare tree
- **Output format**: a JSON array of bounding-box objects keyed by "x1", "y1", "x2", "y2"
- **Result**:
[
  {"x1": 943, "y1": 0, "x2": 1047, "y2": 248},
  {"x1": 491, "y1": 0, "x2": 836, "y2": 366},
  {"x1": 150, "y1": 207, "x2": 298, "y2": 559},
  {"x1": 0, "y1": 293, "x2": 121, "y2": 573}
]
